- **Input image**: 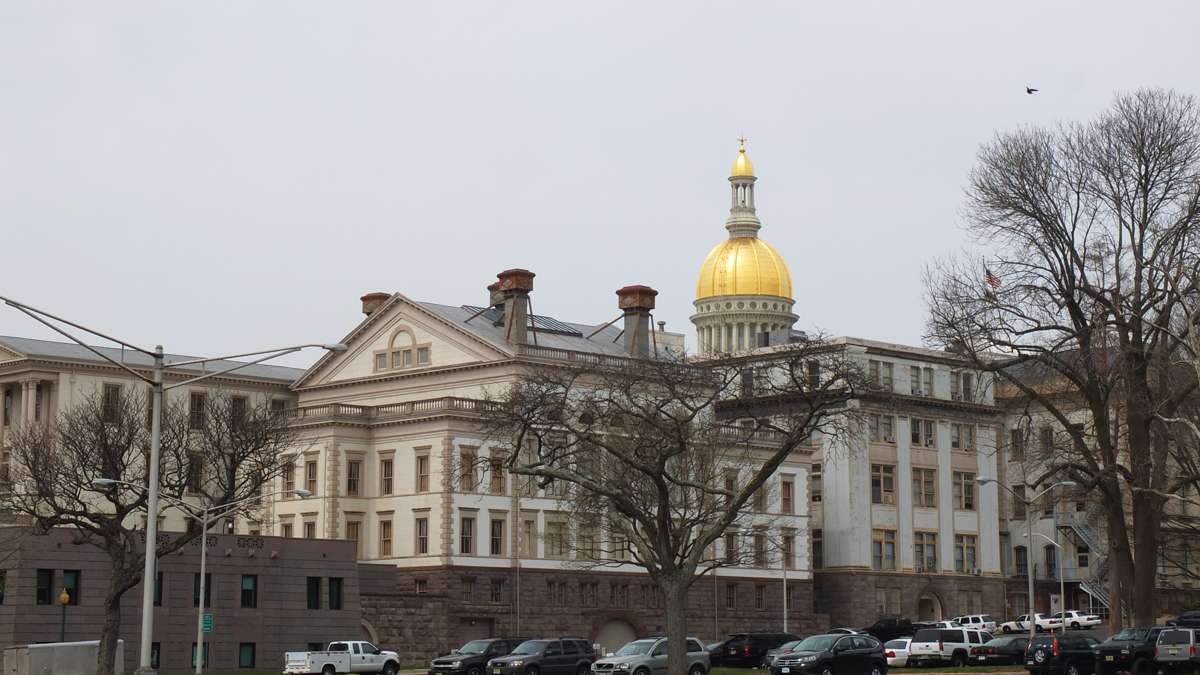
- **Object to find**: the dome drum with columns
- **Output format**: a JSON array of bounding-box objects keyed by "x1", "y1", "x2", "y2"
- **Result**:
[{"x1": 691, "y1": 138, "x2": 798, "y2": 354}]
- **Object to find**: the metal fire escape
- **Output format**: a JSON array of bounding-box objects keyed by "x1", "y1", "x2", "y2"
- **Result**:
[{"x1": 1057, "y1": 503, "x2": 1111, "y2": 609}]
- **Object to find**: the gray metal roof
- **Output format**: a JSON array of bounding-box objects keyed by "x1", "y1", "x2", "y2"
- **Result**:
[
  {"x1": 0, "y1": 335, "x2": 306, "y2": 383},
  {"x1": 416, "y1": 302, "x2": 673, "y2": 358}
]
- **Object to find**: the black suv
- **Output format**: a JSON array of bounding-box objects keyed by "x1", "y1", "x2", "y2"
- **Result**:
[
  {"x1": 488, "y1": 639, "x2": 596, "y2": 675},
  {"x1": 1168, "y1": 611, "x2": 1200, "y2": 629},
  {"x1": 771, "y1": 634, "x2": 887, "y2": 675},
  {"x1": 718, "y1": 632, "x2": 802, "y2": 667},
  {"x1": 1025, "y1": 634, "x2": 1100, "y2": 675},
  {"x1": 863, "y1": 616, "x2": 914, "y2": 643},
  {"x1": 1094, "y1": 627, "x2": 1165, "y2": 675},
  {"x1": 431, "y1": 638, "x2": 530, "y2": 675}
]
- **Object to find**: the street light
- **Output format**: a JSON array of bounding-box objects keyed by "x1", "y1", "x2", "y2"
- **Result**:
[
  {"x1": 978, "y1": 477, "x2": 1076, "y2": 640},
  {"x1": 91, "y1": 478, "x2": 311, "y2": 675},
  {"x1": 1023, "y1": 531, "x2": 1067, "y2": 634},
  {"x1": 4, "y1": 289, "x2": 344, "y2": 675},
  {"x1": 58, "y1": 588, "x2": 71, "y2": 642}
]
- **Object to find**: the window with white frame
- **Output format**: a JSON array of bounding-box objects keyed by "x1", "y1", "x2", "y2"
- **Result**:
[
  {"x1": 951, "y1": 423, "x2": 976, "y2": 451},
  {"x1": 869, "y1": 414, "x2": 896, "y2": 443},
  {"x1": 912, "y1": 468, "x2": 937, "y2": 507},
  {"x1": 914, "y1": 531, "x2": 938, "y2": 572},
  {"x1": 911, "y1": 418, "x2": 937, "y2": 448},
  {"x1": 869, "y1": 360, "x2": 894, "y2": 390},
  {"x1": 953, "y1": 472, "x2": 976, "y2": 510},
  {"x1": 871, "y1": 464, "x2": 896, "y2": 505}
]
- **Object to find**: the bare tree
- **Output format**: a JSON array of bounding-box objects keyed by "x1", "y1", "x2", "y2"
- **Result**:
[
  {"x1": 925, "y1": 88, "x2": 1200, "y2": 626},
  {"x1": 482, "y1": 337, "x2": 863, "y2": 675},
  {"x1": 1, "y1": 388, "x2": 296, "y2": 675}
]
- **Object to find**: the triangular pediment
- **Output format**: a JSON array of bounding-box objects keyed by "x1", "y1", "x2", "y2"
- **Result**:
[
  {"x1": 294, "y1": 294, "x2": 510, "y2": 388},
  {"x1": 0, "y1": 341, "x2": 26, "y2": 363}
]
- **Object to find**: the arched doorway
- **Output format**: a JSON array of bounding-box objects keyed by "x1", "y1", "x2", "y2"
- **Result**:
[
  {"x1": 595, "y1": 619, "x2": 637, "y2": 656},
  {"x1": 917, "y1": 592, "x2": 944, "y2": 621}
]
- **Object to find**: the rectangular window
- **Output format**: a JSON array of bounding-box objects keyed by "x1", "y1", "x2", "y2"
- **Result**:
[
  {"x1": 871, "y1": 464, "x2": 896, "y2": 505},
  {"x1": 752, "y1": 483, "x2": 766, "y2": 512},
  {"x1": 192, "y1": 643, "x2": 210, "y2": 669},
  {"x1": 375, "y1": 353, "x2": 387, "y2": 371},
  {"x1": 62, "y1": 570, "x2": 80, "y2": 605},
  {"x1": 186, "y1": 453, "x2": 203, "y2": 493},
  {"x1": 812, "y1": 529, "x2": 823, "y2": 569},
  {"x1": 189, "y1": 391, "x2": 207, "y2": 430},
  {"x1": 460, "y1": 516, "x2": 475, "y2": 555},
  {"x1": 725, "y1": 583, "x2": 737, "y2": 610},
  {"x1": 283, "y1": 463, "x2": 295, "y2": 496},
  {"x1": 380, "y1": 519, "x2": 395, "y2": 556},
  {"x1": 304, "y1": 460, "x2": 318, "y2": 495},
  {"x1": 238, "y1": 643, "x2": 256, "y2": 669},
  {"x1": 753, "y1": 532, "x2": 767, "y2": 567},
  {"x1": 782, "y1": 533, "x2": 795, "y2": 569},
  {"x1": 489, "y1": 456, "x2": 506, "y2": 494},
  {"x1": 490, "y1": 579, "x2": 504, "y2": 603},
  {"x1": 35, "y1": 569, "x2": 53, "y2": 605},
  {"x1": 416, "y1": 454, "x2": 430, "y2": 492},
  {"x1": 153, "y1": 571, "x2": 163, "y2": 606},
  {"x1": 910, "y1": 365, "x2": 922, "y2": 395},
  {"x1": 954, "y1": 472, "x2": 976, "y2": 510},
  {"x1": 463, "y1": 578, "x2": 475, "y2": 601},
  {"x1": 523, "y1": 518, "x2": 539, "y2": 558},
  {"x1": 346, "y1": 460, "x2": 361, "y2": 496},
  {"x1": 869, "y1": 359, "x2": 894, "y2": 390},
  {"x1": 151, "y1": 642, "x2": 160, "y2": 670},
  {"x1": 781, "y1": 478, "x2": 794, "y2": 514},
  {"x1": 755, "y1": 584, "x2": 766, "y2": 610},
  {"x1": 240, "y1": 575, "x2": 257, "y2": 608},
  {"x1": 415, "y1": 579, "x2": 427, "y2": 594},
  {"x1": 1040, "y1": 426, "x2": 1055, "y2": 453},
  {"x1": 417, "y1": 346, "x2": 430, "y2": 365},
  {"x1": 410, "y1": 518, "x2": 423, "y2": 555},
  {"x1": 579, "y1": 523, "x2": 598, "y2": 560},
  {"x1": 955, "y1": 534, "x2": 978, "y2": 573},
  {"x1": 101, "y1": 383, "x2": 122, "y2": 423},
  {"x1": 231, "y1": 395, "x2": 248, "y2": 428},
  {"x1": 951, "y1": 423, "x2": 976, "y2": 451},
  {"x1": 724, "y1": 531, "x2": 738, "y2": 565},
  {"x1": 1010, "y1": 428, "x2": 1026, "y2": 460},
  {"x1": 912, "y1": 468, "x2": 937, "y2": 507},
  {"x1": 911, "y1": 418, "x2": 937, "y2": 448},
  {"x1": 806, "y1": 360, "x2": 821, "y2": 388},
  {"x1": 380, "y1": 458, "x2": 393, "y2": 495},
  {"x1": 810, "y1": 465, "x2": 822, "y2": 503},
  {"x1": 403, "y1": 349, "x2": 413, "y2": 367},
  {"x1": 193, "y1": 572, "x2": 211, "y2": 608},
  {"x1": 914, "y1": 532, "x2": 938, "y2": 573},
  {"x1": 346, "y1": 521, "x2": 362, "y2": 557},
  {"x1": 872, "y1": 529, "x2": 897, "y2": 570},
  {"x1": 307, "y1": 577, "x2": 321, "y2": 610},
  {"x1": 281, "y1": 522, "x2": 294, "y2": 538},
  {"x1": 1077, "y1": 544, "x2": 1090, "y2": 568},
  {"x1": 869, "y1": 414, "x2": 896, "y2": 443},
  {"x1": 329, "y1": 577, "x2": 344, "y2": 610},
  {"x1": 545, "y1": 521, "x2": 567, "y2": 560},
  {"x1": 460, "y1": 451, "x2": 476, "y2": 491},
  {"x1": 490, "y1": 518, "x2": 505, "y2": 556},
  {"x1": 1012, "y1": 485, "x2": 1027, "y2": 519},
  {"x1": 303, "y1": 522, "x2": 316, "y2": 539}
]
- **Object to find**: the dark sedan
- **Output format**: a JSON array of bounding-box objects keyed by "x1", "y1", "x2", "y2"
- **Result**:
[
  {"x1": 971, "y1": 636, "x2": 1030, "y2": 665},
  {"x1": 770, "y1": 634, "x2": 886, "y2": 675}
]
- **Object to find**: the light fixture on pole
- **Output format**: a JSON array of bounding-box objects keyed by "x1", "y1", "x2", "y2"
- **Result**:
[
  {"x1": 4, "y1": 290, "x2": 344, "y2": 675},
  {"x1": 91, "y1": 478, "x2": 312, "y2": 675},
  {"x1": 58, "y1": 588, "x2": 71, "y2": 642},
  {"x1": 979, "y1": 477, "x2": 1075, "y2": 640}
]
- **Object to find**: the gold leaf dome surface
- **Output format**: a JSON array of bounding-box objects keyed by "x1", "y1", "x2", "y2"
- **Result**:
[
  {"x1": 695, "y1": 236, "x2": 793, "y2": 300},
  {"x1": 731, "y1": 146, "x2": 755, "y2": 177}
]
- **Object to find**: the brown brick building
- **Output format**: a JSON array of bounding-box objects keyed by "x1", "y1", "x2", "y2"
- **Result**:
[{"x1": 0, "y1": 528, "x2": 361, "y2": 674}]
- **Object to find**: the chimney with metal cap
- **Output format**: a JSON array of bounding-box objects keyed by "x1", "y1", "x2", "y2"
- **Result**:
[
  {"x1": 496, "y1": 269, "x2": 535, "y2": 345},
  {"x1": 616, "y1": 284, "x2": 657, "y2": 358},
  {"x1": 487, "y1": 282, "x2": 504, "y2": 309},
  {"x1": 360, "y1": 292, "x2": 390, "y2": 317}
]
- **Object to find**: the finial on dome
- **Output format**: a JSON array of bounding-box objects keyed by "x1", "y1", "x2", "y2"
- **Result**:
[{"x1": 731, "y1": 136, "x2": 755, "y2": 177}]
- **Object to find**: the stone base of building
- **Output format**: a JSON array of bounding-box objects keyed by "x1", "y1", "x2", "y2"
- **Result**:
[
  {"x1": 814, "y1": 570, "x2": 1008, "y2": 628},
  {"x1": 360, "y1": 564, "x2": 827, "y2": 663}
]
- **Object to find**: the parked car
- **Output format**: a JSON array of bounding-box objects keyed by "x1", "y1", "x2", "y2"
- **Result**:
[
  {"x1": 430, "y1": 638, "x2": 529, "y2": 675},
  {"x1": 1053, "y1": 611, "x2": 1103, "y2": 630},
  {"x1": 717, "y1": 632, "x2": 802, "y2": 668},
  {"x1": 770, "y1": 634, "x2": 887, "y2": 675},
  {"x1": 285, "y1": 641, "x2": 401, "y2": 675},
  {"x1": 1168, "y1": 612, "x2": 1200, "y2": 629},
  {"x1": 864, "y1": 617, "x2": 914, "y2": 643},
  {"x1": 1025, "y1": 634, "x2": 1100, "y2": 675},
  {"x1": 883, "y1": 638, "x2": 911, "y2": 668},
  {"x1": 489, "y1": 639, "x2": 596, "y2": 675},
  {"x1": 971, "y1": 636, "x2": 1031, "y2": 665},
  {"x1": 1155, "y1": 628, "x2": 1199, "y2": 674},
  {"x1": 954, "y1": 615, "x2": 999, "y2": 633},
  {"x1": 827, "y1": 628, "x2": 863, "y2": 635},
  {"x1": 924, "y1": 621, "x2": 963, "y2": 630},
  {"x1": 1094, "y1": 627, "x2": 1166, "y2": 675},
  {"x1": 591, "y1": 637, "x2": 709, "y2": 675},
  {"x1": 908, "y1": 627, "x2": 993, "y2": 667},
  {"x1": 1002, "y1": 614, "x2": 1064, "y2": 634},
  {"x1": 764, "y1": 640, "x2": 805, "y2": 668},
  {"x1": 705, "y1": 643, "x2": 724, "y2": 667}
]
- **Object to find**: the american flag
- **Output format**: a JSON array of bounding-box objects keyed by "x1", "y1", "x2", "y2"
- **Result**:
[{"x1": 985, "y1": 268, "x2": 1002, "y2": 290}]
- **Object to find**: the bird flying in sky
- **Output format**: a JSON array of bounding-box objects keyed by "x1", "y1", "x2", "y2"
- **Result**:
[{"x1": 1026, "y1": 85, "x2": 1039, "y2": 94}]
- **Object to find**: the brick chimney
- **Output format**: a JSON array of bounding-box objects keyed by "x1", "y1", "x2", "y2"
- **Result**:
[
  {"x1": 487, "y1": 282, "x2": 504, "y2": 309},
  {"x1": 616, "y1": 284, "x2": 657, "y2": 358},
  {"x1": 496, "y1": 269, "x2": 535, "y2": 345},
  {"x1": 360, "y1": 292, "x2": 390, "y2": 317}
]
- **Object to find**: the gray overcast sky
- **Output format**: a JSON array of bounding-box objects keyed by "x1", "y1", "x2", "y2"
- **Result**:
[{"x1": 3, "y1": 2, "x2": 1198, "y2": 368}]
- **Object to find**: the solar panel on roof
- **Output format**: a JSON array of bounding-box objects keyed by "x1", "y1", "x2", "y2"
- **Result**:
[{"x1": 460, "y1": 306, "x2": 583, "y2": 337}]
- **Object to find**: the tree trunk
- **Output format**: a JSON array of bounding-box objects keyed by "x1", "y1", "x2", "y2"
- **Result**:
[
  {"x1": 1131, "y1": 490, "x2": 1163, "y2": 625},
  {"x1": 660, "y1": 572, "x2": 693, "y2": 675},
  {"x1": 96, "y1": 576, "x2": 125, "y2": 675},
  {"x1": 1105, "y1": 493, "x2": 1134, "y2": 631}
]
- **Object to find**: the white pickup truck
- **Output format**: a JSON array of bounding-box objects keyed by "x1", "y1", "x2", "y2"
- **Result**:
[{"x1": 284, "y1": 641, "x2": 400, "y2": 675}]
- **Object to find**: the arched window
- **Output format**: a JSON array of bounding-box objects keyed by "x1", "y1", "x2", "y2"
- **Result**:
[
  {"x1": 1014, "y1": 545, "x2": 1028, "y2": 576},
  {"x1": 372, "y1": 326, "x2": 432, "y2": 372}
]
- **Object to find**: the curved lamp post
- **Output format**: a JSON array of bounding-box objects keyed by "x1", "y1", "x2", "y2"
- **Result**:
[
  {"x1": 1025, "y1": 531, "x2": 1067, "y2": 634},
  {"x1": 91, "y1": 478, "x2": 311, "y2": 674},
  {"x1": 978, "y1": 478, "x2": 1076, "y2": 640}
]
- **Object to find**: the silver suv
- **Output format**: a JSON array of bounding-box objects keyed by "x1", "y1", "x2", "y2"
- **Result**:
[{"x1": 592, "y1": 638, "x2": 709, "y2": 675}]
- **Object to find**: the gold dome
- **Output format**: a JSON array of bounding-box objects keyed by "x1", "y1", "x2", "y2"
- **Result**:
[
  {"x1": 731, "y1": 145, "x2": 755, "y2": 177},
  {"x1": 696, "y1": 236, "x2": 792, "y2": 300}
]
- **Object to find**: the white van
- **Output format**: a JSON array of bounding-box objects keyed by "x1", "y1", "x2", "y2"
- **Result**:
[{"x1": 954, "y1": 615, "x2": 999, "y2": 633}]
